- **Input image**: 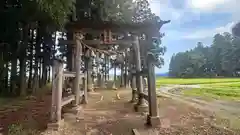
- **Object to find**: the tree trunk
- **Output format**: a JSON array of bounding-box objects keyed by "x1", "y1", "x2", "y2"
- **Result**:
[
  {"x1": 124, "y1": 62, "x2": 128, "y2": 87},
  {"x1": 124, "y1": 50, "x2": 128, "y2": 87},
  {"x1": 19, "y1": 23, "x2": 29, "y2": 96},
  {"x1": 42, "y1": 49, "x2": 48, "y2": 86},
  {"x1": 0, "y1": 53, "x2": 5, "y2": 95},
  {"x1": 107, "y1": 57, "x2": 110, "y2": 80},
  {"x1": 47, "y1": 66, "x2": 51, "y2": 83},
  {"x1": 19, "y1": 58, "x2": 27, "y2": 96},
  {"x1": 112, "y1": 64, "x2": 117, "y2": 89},
  {"x1": 114, "y1": 66, "x2": 116, "y2": 81},
  {"x1": 10, "y1": 58, "x2": 17, "y2": 96},
  {"x1": 39, "y1": 57, "x2": 43, "y2": 88},
  {"x1": 104, "y1": 55, "x2": 107, "y2": 82},
  {"x1": 120, "y1": 64, "x2": 124, "y2": 87},
  {"x1": 4, "y1": 62, "x2": 9, "y2": 96},
  {"x1": 33, "y1": 23, "x2": 42, "y2": 93},
  {"x1": 28, "y1": 29, "x2": 34, "y2": 89}
]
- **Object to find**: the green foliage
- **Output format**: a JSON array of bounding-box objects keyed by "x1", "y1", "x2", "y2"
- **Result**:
[
  {"x1": 132, "y1": 0, "x2": 152, "y2": 23},
  {"x1": 8, "y1": 123, "x2": 39, "y2": 135},
  {"x1": 232, "y1": 22, "x2": 240, "y2": 37},
  {"x1": 1, "y1": 0, "x2": 74, "y2": 29},
  {"x1": 169, "y1": 32, "x2": 240, "y2": 78},
  {"x1": 74, "y1": 0, "x2": 134, "y2": 23},
  {"x1": 36, "y1": 0, "x2": 74, "y2": 27},
  {"x1": 131, "y1": 0, "x2": 169, "y2": 68},
  {"x1": 102, "y1": 0, "x2": 134, "y2": 23},
  {"x1": 0, "y1": 0, "x2": 166, "y2": 97},
  {"x1": 149, "y1": 36, "x2": 167, "y2": 68}
]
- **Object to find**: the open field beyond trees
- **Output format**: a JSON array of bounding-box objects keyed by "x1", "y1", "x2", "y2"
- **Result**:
[
  {"x1": 156, "y1": 77, "x2": 240, "y2": 101},
  {"x1": 156, "y1": 77, "x2": 240, "y2": 131},
  {"x1": 156, "y1": 77, "x2": 240, "y2": 85}
]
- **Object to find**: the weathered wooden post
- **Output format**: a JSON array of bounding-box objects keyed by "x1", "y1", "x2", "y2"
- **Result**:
[
  {"x1": 142, "y1": 56, "x2": 148, "y2": 93},
  {"x1": 86, "y1": 50, "x2": 94, "y2": 92},
  {"x1": 100, "y1": 55, "x2": 105, "y2": 88},
  {"x1": 124, "y1": 50, "x2": 128, "y2": 88},
  {"x1": 48, "y1": 59, "x2": 64, "y2": 129},
  {"x1": 120, "y1": 63, "x2": 124, "y2": 87},
  {"x1": 143, "y1": 77, "x2": 148, "y2": 93},
  {"x1": 50, "y1": 60, "x2": 57, "y2": 122},
  {"x1": 73, "y1": 33, "x2": 82, "y2": 108},
  {"x1": 146, "y1": 53, "x2": 160, "y2": 127},
  {"x1": 129, "y1": 48, "x2": 137, "y2": 103},
  {"x1": 107, "y1": 56, "x2": 110, "y2": 80},
  {"x1": 96, "y1": 51, "x2": 100, "y2": 88},
  {"x1": 103, "y1": 54, "x2": 108, "y2": 88},
  {"x1": 112, "y1": 59, "x2": 117, "y2": 90},
  {"x1": 104, "y1": 54, "x2": 107, "y2": 83},
  {"x1": 132, "y1": 35, "x2": 148, "y2": 112},
  {"x1": 130, "y1": 72, "x2": 138, "y2": 103},
  {"x1": 56, "y1": 61, "x2": 63, "y2": 121},
  {"x1": 81, "y1": 72, "x2": 88, "y2": 104}
]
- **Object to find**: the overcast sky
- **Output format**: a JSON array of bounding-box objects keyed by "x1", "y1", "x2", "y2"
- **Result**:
[{"x1": 149, "y1": 0, "x2": 239, "y2": 73}]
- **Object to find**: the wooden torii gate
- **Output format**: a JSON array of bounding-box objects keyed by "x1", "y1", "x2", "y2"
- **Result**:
[{"x1": 47, "y1": 20, "x2": 170, "y2": 130}]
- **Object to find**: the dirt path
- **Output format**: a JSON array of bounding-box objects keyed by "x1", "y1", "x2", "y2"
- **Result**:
[
  {"x1": 158, "y1": 85, "x2": 240, "y2": 130},
  {"x1": 159, "y1": 85, "x2": 240, "y2": 113},
  {"x1": 0, "y1": 88, "x2": 238, "y2": 134},
  {"x1": 0, "y1": 95, "x2": 52, "y2": 134},
  {"x1": 43, "y1": 89, "x2": 237, "y2": 135}
]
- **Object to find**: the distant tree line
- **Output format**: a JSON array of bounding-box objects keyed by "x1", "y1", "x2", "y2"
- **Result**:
[{"x1": 169, "y1": 32, "x2": 240, "y2": 78}]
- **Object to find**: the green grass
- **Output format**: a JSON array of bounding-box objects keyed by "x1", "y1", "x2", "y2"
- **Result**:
[
  {"x1": 156, "y1": 78, "x2": 240, "y2": 101},
  {"x1": 183, "y1": 87, "x2": 240, "y2": 101},
  {"x1": 185, "y1": 81, "x2": 240, "y2": 101},
  {"x1": 156, "y1": 77, "x2": 240, "y2": 86}
]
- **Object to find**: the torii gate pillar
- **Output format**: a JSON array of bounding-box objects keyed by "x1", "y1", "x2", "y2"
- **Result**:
[{"x1": 132, "y1": 35, "x2": 148, "y2": 112}]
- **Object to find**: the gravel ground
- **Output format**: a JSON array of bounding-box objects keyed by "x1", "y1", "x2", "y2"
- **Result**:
[{"x1": 1, "y1": 88, "x2": 238, "y2": 135}]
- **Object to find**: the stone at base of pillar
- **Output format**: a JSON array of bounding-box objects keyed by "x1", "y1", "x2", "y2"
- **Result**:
[
  {"x1": 146, "y1": 115, "x2": 161, "y2": 127},
  {"x1": 81, "y1": 95, "x2": 88, "y2": 104},
  {"x1": 47, "y1": 119, "x2": 64, "y2": 131},
  {"x1": 129, "y1": 98, "x2": 137, "y2": 103},
  {"x1": 129, "y1": 90, "x2": 138, "y2": 103},
  {"x1": 112, "y1": 86, "x2": 117, "y2": 90},
  {"x1": 134, "y1": 102, "x2": 148, "y2": 112},
  {"x1": 112, "y1": 83, "x2": 117, "y2": 90},
  {"x1": 104, "y1": 83, "x2": 107, "y2": 88}
]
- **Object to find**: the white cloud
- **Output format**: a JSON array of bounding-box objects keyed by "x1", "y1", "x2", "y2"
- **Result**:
[
  {"x1": 182, "y1": 22, "x2": 236, "y2": 39},
  {"x1": 187, "y1": 0, "x2": 240, "y2": 16},
  {"x1": 188, "y1": 0, "x2": 231, "y2": 12},
  {"x1": 150, "y1": 0, "x2": 240, "y2": 21}
]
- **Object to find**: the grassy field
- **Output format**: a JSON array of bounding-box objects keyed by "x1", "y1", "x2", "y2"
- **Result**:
[
  {"x1": 156, "y1": 77, "x2": 240, "y2": 85},
  {"x1": 156, "y1": 77, "x2": 240, "y2": 101}
]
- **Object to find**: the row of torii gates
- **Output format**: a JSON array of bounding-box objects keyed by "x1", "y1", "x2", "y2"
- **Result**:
[{"x1": 48, "y1": 20, "x2": 170, "y2": 130}]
